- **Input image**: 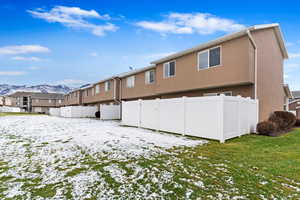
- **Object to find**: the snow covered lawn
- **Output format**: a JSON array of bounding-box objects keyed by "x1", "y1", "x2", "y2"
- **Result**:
[
  {"x1": 0, "y1": 115, "x2": 206, "y2": 199},
  {"x1": 0, "y1": 115, "x2": 299, "y2": 199}
]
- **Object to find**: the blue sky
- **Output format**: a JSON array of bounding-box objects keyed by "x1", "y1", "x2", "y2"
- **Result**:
[{"x1": 0, "y1": 0, "x2": 300, "y2": 90}]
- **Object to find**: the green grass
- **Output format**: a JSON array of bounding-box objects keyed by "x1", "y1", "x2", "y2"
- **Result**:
[
  {"x1": 0, "y1": 112, "x2": 44, "y2": 117},
  {"x1": 0, "y1": 128, "x2": 300, "y2": 199}
]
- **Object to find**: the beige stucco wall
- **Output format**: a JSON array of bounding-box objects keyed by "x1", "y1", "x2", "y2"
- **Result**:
[
  {"x1": 160, "y1": 85, "x2": 253, "y2": 99},
  {"x1": 121, "y1": 69, "x2": 157, "y2": 100},
  {"x1": 64, "y1": 90, "x2": 81, "y2": 106},
  {"x1": 155, "y1": 35, "x2": 253, "y2": 95},
  {"x1": 82, "y1": 80, "x2": 116, "y2": 104},
  {"x1": 252, "y1": 28, "x2": 285, "y2": 121}
]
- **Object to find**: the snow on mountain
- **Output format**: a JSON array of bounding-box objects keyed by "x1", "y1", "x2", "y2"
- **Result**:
[{"x1": 0, "y1": 84, "x2": 73, "y2": 96}]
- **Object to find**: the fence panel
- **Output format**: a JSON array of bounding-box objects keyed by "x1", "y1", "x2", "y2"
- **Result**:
[
  {"x1": 121, "y1": 96, "x2": 258, "y2": 142},
  {"x1": 100, "y1": 104, "x2": 121, "y2": 120},
  {"x1": 159, "y1": 98, "x2": 185, "y2": 134},
  {"x1": 122, "y1": 101, "x2": 140, "y2": 127},
  {"x1": 141, "y1": 99, "x2": 159, "y2": 130},
  {"x1": 49, "y1": 108, "x2": 61, "y2": 116},
  {"x1": 185, "y1": 97, "x2": 223, "y2": 140},
  {"x1": 0, "y1": 106, "x2": 21, "y2": 113},
  {"x1": 60, "y1": 106, "x2": 97, "y2": 118}
]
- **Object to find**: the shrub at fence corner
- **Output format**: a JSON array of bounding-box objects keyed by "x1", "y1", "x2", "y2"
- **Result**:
[
  {"x1": 257, "y1": 121, "x2": 278, "y2": 136},
  {"x1": 269, "y1": 111, "x2": 296, "y2": 131},
  {"x1": 295, "y1": 119, "x2": 300, "y2": 127},
  {"x1": 256, "y1": 111, "x2": 297, "y2": 136}
]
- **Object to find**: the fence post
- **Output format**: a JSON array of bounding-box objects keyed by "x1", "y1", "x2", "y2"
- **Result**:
[
  {"x1": 219, "y1": 94, "x2": 225, "y2": 143},
  {"x1": 237, "y1": 95, "x2": 242, "y2": 137},
  {"x1": 156, "y1": 98, "x2": 160, "y2": 132},
  {"x1": 182, "y1": 96, "x2": 186, "y2": 136},
  {"x1": 246, "y1": 97, "x2": 251, "y2": 134},
  {"x1": 138, "y1": 99, "x2": 142, "y2": 128}
]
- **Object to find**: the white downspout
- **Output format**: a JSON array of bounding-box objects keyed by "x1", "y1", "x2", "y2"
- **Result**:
[{"x1": 247, "y1": 30, "x2": 258, "y2": 99}]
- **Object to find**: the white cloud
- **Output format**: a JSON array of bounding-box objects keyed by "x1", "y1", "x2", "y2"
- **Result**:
[
  {"x1": 0, "y1": 71, "x2": 26, "y2": 76},
  {"x1": 11, "y1": 56, "x2": 42, "y2": 61},
  {"x1": 28, "y1": 6, "x2": 118, "y2": 36},
  {"x1": 136, "y1": 12, "x2": 245, "y2": 35},
  {"x1": 28, "y1": 66, "x2": 41, "y2": 70},
  {"x1": 146, "y1": 52, "x2": 176, "y2": 59},
  {"x1": 55, "y1": 79, "x2": 86, "y2": 86},
  {"x1": 0, "y1": 45, "x2": 50, "y2": 55},
  {"x1": 89, "y1": 52, "x2": 99, "y2": 57},
  {"x1": 289, "y1": 53, "x2": 300, "y2": 59},
  {"x1": 285, "y1": 63, "x2": 300, "y2": 68},
  {"x1": 286, "y1": 42, "x2": 294, "y2": 47}
]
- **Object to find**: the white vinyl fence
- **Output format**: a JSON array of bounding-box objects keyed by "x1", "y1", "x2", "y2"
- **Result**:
[
  {"x1": 60, "y1": 106, "x2": 98, "y2": 118},
  {"x1": 49, "y1": 108, "x2": 61, "y2": 117},
  {"x1": 122, "y1": 95, "x2": 258, "y2": 143},
  {"x1": 100, "y1": 104, "x2": 121, "y2": 120},
  {"x1": 0, "y1": 106, "x2": 21, "y2": 113}
]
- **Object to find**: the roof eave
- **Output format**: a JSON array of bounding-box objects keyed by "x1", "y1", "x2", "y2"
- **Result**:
[{"x1": 151, "y1": 23, "x2": 289, "y2": 64}]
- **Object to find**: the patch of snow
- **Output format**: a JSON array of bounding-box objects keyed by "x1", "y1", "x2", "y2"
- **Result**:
[{"x1": 0, "y1": 115, "x2": 206, "y2": 199}]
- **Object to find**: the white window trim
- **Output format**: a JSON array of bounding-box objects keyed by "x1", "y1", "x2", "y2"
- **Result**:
[
  {"x1": 126, "y1": 76, "x2": 135, "y2": 88},
  {"x1": 203, "y1": 91, "x2": 232, "y2": 96},
  {"x1": 105, "y1": 81, "x2": 111, "y2": 91},
  {"x1": 145, "y1": 70, "x2": 155, "y2": 84},
  {"x1": 203, "y1": 93, "x2": 218, "y2": 96},
  {"x1": 163, "y1": 60, "x2": 176, "y2": 78},
  {"x1": 95, "y1": 85, "x2": 100, "y2": 94},
  {"x1": 198, "y1": 45, "x2": 222, "y2": 71}
]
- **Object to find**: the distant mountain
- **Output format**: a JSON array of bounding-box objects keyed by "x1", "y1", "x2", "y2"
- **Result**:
[{"x1": 0, "y1": 84, "x2": 73, "y2": 96}]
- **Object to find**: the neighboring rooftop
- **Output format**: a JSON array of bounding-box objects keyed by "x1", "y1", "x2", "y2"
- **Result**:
[
  {"x1": 8, "y1": 92, "x2": 64, "y2": 99},
  {"x1": 292, "y1": 91, "x2": 300, "y2": 99}
]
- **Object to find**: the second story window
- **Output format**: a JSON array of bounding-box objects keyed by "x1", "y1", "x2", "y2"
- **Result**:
[
  {"x1": 105, "y1": 81, "x2": 111, "y2": 91},
  {"x1": 164, "y1": 61, "x2": 176, "y2": 78},
  {"x1": 95, "y1": 85, "x2": 100, "y2": 94},
  {"x1": 145, "y1": 70, "x2": 155, "y2": 84},
  {"x1": 126, "y1": 76, "x2": 135, "y2": 88},
  {"x1": 198, "y1": 46, "x2": 221, "y2": 70}
]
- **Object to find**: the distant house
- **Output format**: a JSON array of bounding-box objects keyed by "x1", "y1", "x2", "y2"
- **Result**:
[
  {"x1": 291, "y1": 91, "x2": 300, "y2": 101},
  {"x1": 289, "y1": 90, "x2": 300, "y2": 119},
  {"x1": 6, "y1": 92, "x2": 64, "y2": 114}
]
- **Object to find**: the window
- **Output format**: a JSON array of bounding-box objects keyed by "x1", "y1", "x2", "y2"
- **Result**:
[
  {"x1": 203, "y1": 91, "x2": 232, "y2": 96},
  {"x1": 145, "y1": 70, "x2": 155, "y2": 84},
  {"x1": 92, "y1": 88, "x2": 95, "y2": 96},
  {"x1": 126, "y1": 76, "x2": 135, "y2": 88},
  {"x1": 95, "y1": 85, "x2": 100, "y2": 94},
  {"x1": 49, "y1": 99, "x2": 52, "y2": 103},
  {"x1": 198, "y1": 46, "x2": 221, "y2": 70},
  {"x1": 59, "y1": 100, "x2": 62, "y2": 104},
  {"x1": 105, "y1": 81, "x2": 111, "y2": 91},
  {"x1": 164, "y1": 61, "x2": 176, "y2": 78}
]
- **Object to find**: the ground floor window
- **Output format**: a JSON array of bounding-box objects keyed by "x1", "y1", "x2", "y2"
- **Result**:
[{"x1": 203, "y1": 91, "x2": 232, "y2": 96}]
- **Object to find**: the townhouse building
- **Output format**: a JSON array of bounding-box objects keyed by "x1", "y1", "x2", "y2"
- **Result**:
[
  {"x1": 289, "y1": 90, "x2": 300, "y2": 119},
  {"x1": 64, "y1": 23, "x2": 289, "y2": 121},
  {"x1": 7, "y1": 92, "x2": 64, "y2": 113}
]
